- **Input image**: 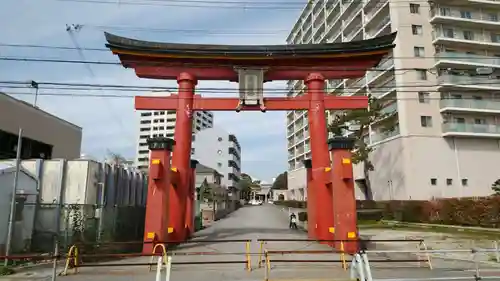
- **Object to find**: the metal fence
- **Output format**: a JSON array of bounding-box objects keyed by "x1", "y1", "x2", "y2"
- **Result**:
[{"x1": 30, "y1": 203, "x2": 145, "y2": 254}]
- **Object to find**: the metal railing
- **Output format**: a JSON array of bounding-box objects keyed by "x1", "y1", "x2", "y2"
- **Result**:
[{"x1": 2, "y1": 238, "x2": 499, "y2": 281}]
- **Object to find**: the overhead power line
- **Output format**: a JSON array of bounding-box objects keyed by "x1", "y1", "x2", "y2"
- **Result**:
[
  {"x1": 0, "y1": 55, "x2": 492, "y2": 74},
  {"x1": 2, "y1": 79, "x2": 500, "y2": 93},
  {"x1": 4, "y1": 91, "x2": 496, "y2": 103},
  {"x1": 51, "y1": 0, "x2": 482, "y2": 9}
]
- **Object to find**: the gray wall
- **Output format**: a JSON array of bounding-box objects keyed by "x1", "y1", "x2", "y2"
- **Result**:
[
  {"x1": 0, "y1": 92, "x2": 82, "y2": 159},
  {"x1": 192, "y1": 127, "x2": 241, "y2": 188},
  {"x1": 0, "y1": 169, "x2": 38, "y2": 253}
]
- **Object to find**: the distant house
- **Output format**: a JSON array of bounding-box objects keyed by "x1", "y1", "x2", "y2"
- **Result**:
[
  {"x1": 194, "y1": 163, "x2": 234, "y2": 223},
  {"x1": 195, "y1": 163, "x2": 223, "y2": 188},
  {"x1": 0, "y1": 162, "x2": 38, "y2": 253}
]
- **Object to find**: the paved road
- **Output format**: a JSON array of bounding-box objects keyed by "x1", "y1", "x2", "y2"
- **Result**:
[{"x1": 2, "y1": 204, "x2": 500, "y2": 281}]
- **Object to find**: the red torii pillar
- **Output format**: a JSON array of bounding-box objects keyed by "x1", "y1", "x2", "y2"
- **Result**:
[
  {"x1": 304, "y1": 73, "x2": 335, "y2": 243},
  {"x1": 186, "y1": 159, "x2": 199, "y2": 238},
  {"x1": 170, "y1": 72, "x2": 196, "y2": 241},
  {"x1": 142, "y1": 137, "x2": 177, "y2": 254},
  {"x1": 303, "y1": 159, "x2": 315, "y2": 239},
  {"x1": 329, "y1": 137, "x2": 359, "y2": 254}
]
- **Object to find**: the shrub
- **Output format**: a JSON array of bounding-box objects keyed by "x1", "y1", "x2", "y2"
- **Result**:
[
  {"x1": 357, "y1": 196, "x2": 500, "y2": 228},
  {"x1": 275, "y1": 196, "x2": 500, "y2": 227},
  {"x1": 0, "y1": 266, "x2": 14, "y2": 276},
  {"x1": 298, "y1": 212, "x2": 308, "y2": 222}
]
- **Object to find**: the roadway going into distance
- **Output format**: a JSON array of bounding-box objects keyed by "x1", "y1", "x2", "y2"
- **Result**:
[{"x1": 3, "y1": 204, "x2": 500, "y2": 281}]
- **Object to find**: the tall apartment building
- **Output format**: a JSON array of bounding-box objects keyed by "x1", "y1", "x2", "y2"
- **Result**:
[
  {"x1": 192, "y1": 127, "x2": 242, "y2": 189},
  {"x1": 286, "y1": 0, "x2": 500, "y2": 200},
  {"x1": 136, "y1": 92, "x2": 213, "y2": 170}
]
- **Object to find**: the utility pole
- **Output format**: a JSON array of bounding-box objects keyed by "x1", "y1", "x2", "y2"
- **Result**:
[
  {"x1": 4, "y1": 128, "x2": 23, "y2": 266},
  {"x1": 30, "y1": 80, "x2": 39, "y2": 108}
]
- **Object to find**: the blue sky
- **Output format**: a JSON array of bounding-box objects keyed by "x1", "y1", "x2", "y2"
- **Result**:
[{"x1": 0, "y1": 0, "x2": 303, "y2": 182}]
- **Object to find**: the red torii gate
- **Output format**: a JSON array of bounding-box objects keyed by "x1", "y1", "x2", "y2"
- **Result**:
[{"x1": 104, "y1": 32, "x2": 396, "y2": 254}]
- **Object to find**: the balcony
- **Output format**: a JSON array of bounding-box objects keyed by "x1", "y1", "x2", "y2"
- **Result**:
[
  {"x1": 366, "y1": 58, "x2": 394, "y2": 83},
  {"x1": 440, "y1": 99, "x2": 500, "y2": 113},
  {"x1": 442, "y1": 122, "x2": 500, "y2": 137},
  {"x1": 380, "y1": 101, "x2": 398, "y2": 116},
  {"x1": 430, "y1": 7, "x2": 500, "y2": 29},
  {"x1": 364, "y1": 0, "x2": 389, "y2": 27},
  {"x1": 437, "y1": 74, "x2": 500, "y2": 89},
  {"x1": 372, "y1": 79, "x2": 396, "y2": 98},
  {"x1": 345, "y1": 24, "x2": 363, "y2": 41},
  {"x1": 432, "y1": 28, "x2": 500, "y2": 49},
  {"x1": 366, "y1": 16, "x2": 391, "y2": 39},
  {"x1": 435, "y1": 52, "x2": 500, "y2": 68},
  {"x1": 371, "y1": 126, "x2": 400, "y2": 144}
]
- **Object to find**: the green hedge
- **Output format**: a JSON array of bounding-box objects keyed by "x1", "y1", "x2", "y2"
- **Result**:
[
  {"x1": 274, "y1": 200, "x2": 306, "y2": 208},
  {"x1": 276, "y1": 196, "x2": 500, "y2": 228},
  {"x1": 298, "y1": 212, "x2": 307, "y2": 222}
]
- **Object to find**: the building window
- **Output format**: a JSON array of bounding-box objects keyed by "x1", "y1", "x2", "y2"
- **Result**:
[
  {"x1": 418, "y1": 92, "x2": 430, "y2": 103},
  {"x1": 474, "y1": 118, "x2": 486, "y2": 125},
  {"x1": 461, "y1": 179, "x2": 468, "y2": 186},
  {"x1": 430, "y1": 178, "x2": 437, "y2": 185},
  {"x1": 420, "y1": 116, "x2": 432, "y2": 127},
  {"x1": 414, "y1": 46, "x2": 425, "y2": 57},
  {"x1": 411, "y1": 25, "x2": 423, "y2": 35},
  {"x1": 218, "y1": 137, "x2": 223, "y2": 141},
  {"x1": 416, "y1": 69, "x2": 427, "y2": 80},
  {"x1": 463, "y1": 30, "x2": 474, "y2": 40},
  {"x1": 443, "y1": 28, "x2": 454, "y2": 38},
  {"x1": 191, "y1": 148, "x2": 195, "y2": 155},
  {"x1": 460, "y1": 10, "x2": 472, "y2": 19},
  {"x1": 440, "y1": 7, "x2": 451, "y2": 16},
  {"x1": 446, "y1": 178, "x2": 453, "y2": 186},
  {"x1": 217, "y1": 150, "x2": 222, "y2": 155},
  {"x1": 217, "y1": 162, "x2": 222, "y2": 167},
  {"x1": 410, "y1": 3, "x2": 420, "y2": 14}
]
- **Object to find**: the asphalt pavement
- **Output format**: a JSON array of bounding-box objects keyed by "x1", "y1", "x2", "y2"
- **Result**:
[{"x1": 2, "y1": 203, "x2": 500, "y2": 281}]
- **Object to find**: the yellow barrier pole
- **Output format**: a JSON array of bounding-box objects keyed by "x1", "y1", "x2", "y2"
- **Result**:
[
  {"x1": 62, "y1": 245, "x2": 79, "y2": 276},
  {"x1": 265, "y1": 250, "x2": 271, "y2": 281},
  {"x1": 420, "y1": 241, "x2": 433, "y2": 270},
  {"x1": 340, "y1": 241, "x2": 347, "y2": 271},
  {"x1": 245, "y1": 241, "x2": 251, "y2": 271},
  {"x1": 257, "y1": 241, "x2": 265, "y2": 268},
  {"x1": 149, "y1": 243, "x2": 168, "y2": 272}
]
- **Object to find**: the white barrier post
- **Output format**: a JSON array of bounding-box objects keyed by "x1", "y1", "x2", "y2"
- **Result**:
[
  {"x1": 350, "y1": 253, "x2": 365, "y2": 281},
  {"x1": 165, "y1": 256, "x2": 172, "y2": 281},
  {"x1": 361, "y1": 252, "x2": 373, "y2": 281},
  {"x1": 494, "y1": 241, "x2": 500, "y2": 263},
  {"x1": 155, "y1": 256, "x2": 163, "y2": 281}
]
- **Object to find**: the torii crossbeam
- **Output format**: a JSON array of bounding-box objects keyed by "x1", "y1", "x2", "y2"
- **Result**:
[{"x1": 104, "y1": 32, "x2": 396, "y2": 254}]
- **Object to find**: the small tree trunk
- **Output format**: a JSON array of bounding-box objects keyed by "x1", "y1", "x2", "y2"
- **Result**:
[{"x1": 363, "y1": 161, "x2": 374, "y2": 200}]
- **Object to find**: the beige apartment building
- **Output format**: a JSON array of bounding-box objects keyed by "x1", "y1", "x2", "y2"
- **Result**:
[
  {"x1": 286, "y1": 0, "x2": 500, "y2": 200},
  {"x1": 0, "y1": 92, "x2": 82, "y2": 160}
]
